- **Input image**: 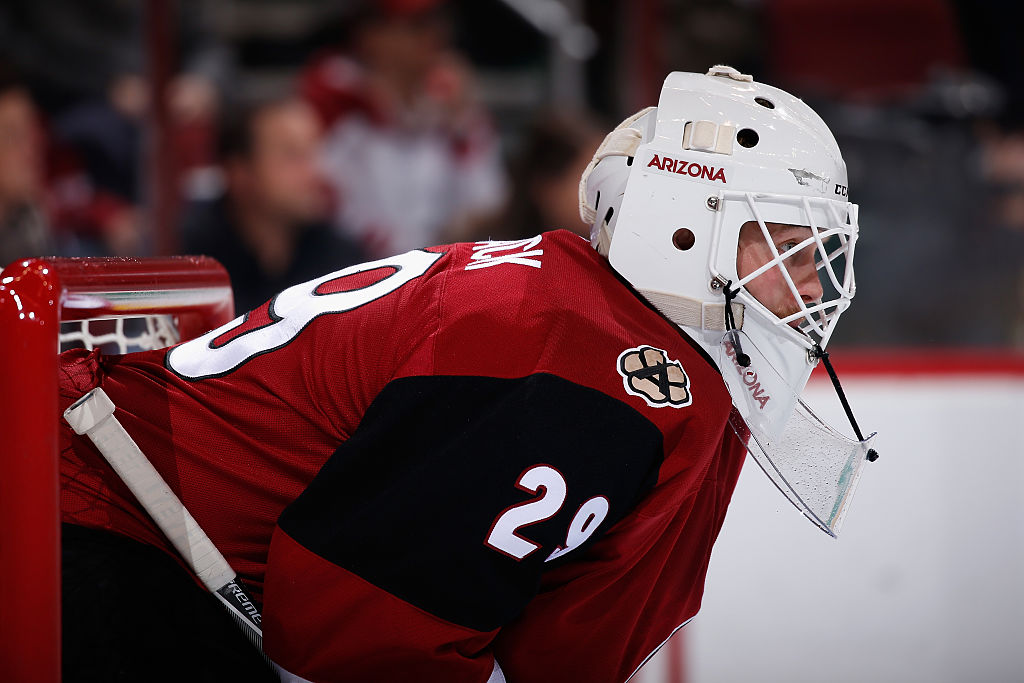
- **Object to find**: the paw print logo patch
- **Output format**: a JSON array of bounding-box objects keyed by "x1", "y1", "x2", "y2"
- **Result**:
[{"x1": 617, "y1": 346, "x2": 692, "y2": 408}]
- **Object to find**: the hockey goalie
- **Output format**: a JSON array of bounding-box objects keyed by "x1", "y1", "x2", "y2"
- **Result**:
[{"x1": 58, "y1": 67, "x2": 876, "y2": 682}]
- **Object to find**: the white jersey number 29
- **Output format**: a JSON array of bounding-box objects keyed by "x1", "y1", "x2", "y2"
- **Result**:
[
  {"x1": 167, "y1": 250, "x2": 443, "y2": 380},
  {"x1": 485, "y1": 465, "x2": 610, "y2": 563}
]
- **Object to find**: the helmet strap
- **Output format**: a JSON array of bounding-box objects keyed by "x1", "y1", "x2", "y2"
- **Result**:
[
  {"x1": 722, "y1": 281, "x2": 751, "y2": 367},
  {"x1": 810, "y1": 345, "x2": 880, "y2": 462}
]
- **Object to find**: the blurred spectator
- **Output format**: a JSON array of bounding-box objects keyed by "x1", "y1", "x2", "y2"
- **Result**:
[
  {"x1": 471, "y1": 108, "x2": 605, "y2": 242},
  {"x1": 0, "y1": 63, "x2": 146, "y2": 263},
  {"x1": 50, "y1": 68, "x2": 221, "y2": 256},
  {"x1": 46, "y1": 74, "x2": 146, "y2": 257},
  {"x1": 976, "y1": 127, "x2": 1024, "y2": 345},
  {"x1": 301, "y1": 0, "x2": 507, "y2": 257},
  {"x1": 0, "y1": 72, "x2": 51, "y2": 266},
  {"x1": 181, "y1": 97, "x2": 366, "y2": 313},
  {"x1": 981, "y1": 131, "x2": 1024, "y2": 233},
  {"x1": 0, "y1": 1, "x2": 230, "y2": 256}
]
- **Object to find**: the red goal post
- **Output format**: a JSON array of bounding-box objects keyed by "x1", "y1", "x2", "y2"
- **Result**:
[{"x1": 0, "y1": 256, "x2": 234, "y2": 682}]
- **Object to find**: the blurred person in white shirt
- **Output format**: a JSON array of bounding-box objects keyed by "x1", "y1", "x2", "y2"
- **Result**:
[{"x1": 301, "y1": 0, "x2": 507, "y2": 258}]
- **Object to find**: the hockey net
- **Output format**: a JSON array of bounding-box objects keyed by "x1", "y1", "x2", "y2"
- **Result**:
[
  {"x1": 0, "y1": 256, "x2": 234, "y2": 682},
  {"x1": 59, "y1": 315, "x2": 180, "y2": 354}
]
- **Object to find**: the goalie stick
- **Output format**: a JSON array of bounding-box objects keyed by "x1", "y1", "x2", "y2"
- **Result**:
[{"x1": 64, "y1": 388, "x2": 269, "y2": 662}]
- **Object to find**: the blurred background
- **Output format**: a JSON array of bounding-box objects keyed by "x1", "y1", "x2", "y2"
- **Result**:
[
  {"x1": 1, "y1": 1, "x2": 1021, "y2": 681},
  {"x1": 1, "y1": 0, "x2": 1021, "y2": 345}
]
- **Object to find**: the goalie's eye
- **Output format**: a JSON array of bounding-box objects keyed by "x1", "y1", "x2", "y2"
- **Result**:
[{"x1": 778, "y1": 239, "x2": 801, "y2": 254}]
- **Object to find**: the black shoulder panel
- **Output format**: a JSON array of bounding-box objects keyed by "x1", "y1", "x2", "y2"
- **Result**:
[{"x1": 278, "y1": 373, "x2": 663, "y2": 632}]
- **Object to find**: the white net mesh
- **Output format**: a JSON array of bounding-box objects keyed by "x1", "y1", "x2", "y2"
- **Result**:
[{"x1": 58, "y1": 316, "x2": 181, "y2": 354}]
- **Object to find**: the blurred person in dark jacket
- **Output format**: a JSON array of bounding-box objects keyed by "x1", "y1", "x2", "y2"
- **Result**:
[
  {"x1": 0, "y1": 64, "x2": 144, "y2": 264},
  {"x1": 182, "y1": 97, "x2": 366, "y2": 313},
  {"x1": 0, "y1": 2, "x2": 230, "y2": 256},
  {"x1": 0, "y1": 72, "x2": 52, "y2": 266}
]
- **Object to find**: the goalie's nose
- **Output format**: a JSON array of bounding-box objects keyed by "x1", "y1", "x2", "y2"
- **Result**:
[{"x1": 794, "y1": 259, "x2": 824, "y2": 305}]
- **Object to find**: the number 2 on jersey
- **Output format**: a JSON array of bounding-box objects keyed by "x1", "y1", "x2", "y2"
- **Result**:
[
  {"x1": 485, "y1": 465, "x2": 609, "y2": 563},
  {"x1": 167, "y1": 250, "x2": 443, "y2": 380}
]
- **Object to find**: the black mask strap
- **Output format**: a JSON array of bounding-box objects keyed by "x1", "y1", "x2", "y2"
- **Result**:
[
  {"x1": 811, "y1": 344, "x2": 879, "y2": 462},
  {"x1": 723, "y1": 281, "x2": 751, "y2": 367}
]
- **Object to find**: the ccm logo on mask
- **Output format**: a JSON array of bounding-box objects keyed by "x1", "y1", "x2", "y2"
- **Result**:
[{"x1": 647, "y1": 154, "x2": 727, "y2": 183}]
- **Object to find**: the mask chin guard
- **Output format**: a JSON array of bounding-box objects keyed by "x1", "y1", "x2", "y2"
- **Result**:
[{"x1": 717, "y1": 330, "x2": 876, "y2": 537}]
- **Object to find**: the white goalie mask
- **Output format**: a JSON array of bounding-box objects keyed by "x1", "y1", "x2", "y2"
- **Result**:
[{"x1": 580, "y1": 66, "x2": 876, "y2": 536}]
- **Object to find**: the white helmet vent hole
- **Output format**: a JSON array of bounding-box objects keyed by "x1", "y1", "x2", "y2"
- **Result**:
[
  {"x1": 737, "y1": 128, "x2": 759, "y2": 148},
  {"x1": 754, "y1": 96, "x2": 775, "y2": 109},
  {"x1": 604, "y1": 206, "x2": 615, "y2": 224},
  {"x1": 672, "y1": 228, "x2": 696, "y2": 251}
]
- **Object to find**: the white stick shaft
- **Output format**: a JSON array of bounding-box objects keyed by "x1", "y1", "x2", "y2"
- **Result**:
[{"x1": 64, "y1": 388, "x2": 235, "y2": 591}]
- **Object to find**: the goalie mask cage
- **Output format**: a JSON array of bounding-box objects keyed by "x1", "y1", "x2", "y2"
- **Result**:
[{"x1": 0, "y1": 256, "x2": 234, "y2": 682}]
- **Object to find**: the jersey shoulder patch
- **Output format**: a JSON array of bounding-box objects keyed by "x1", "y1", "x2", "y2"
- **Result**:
[{"x1": 617, "y1": 345, "x2": 693, "y2": 409}]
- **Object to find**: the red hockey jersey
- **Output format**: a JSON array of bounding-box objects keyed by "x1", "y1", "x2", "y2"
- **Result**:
[{"x1": 59, "y1": 230, "x2": 747, "y2": 683}]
